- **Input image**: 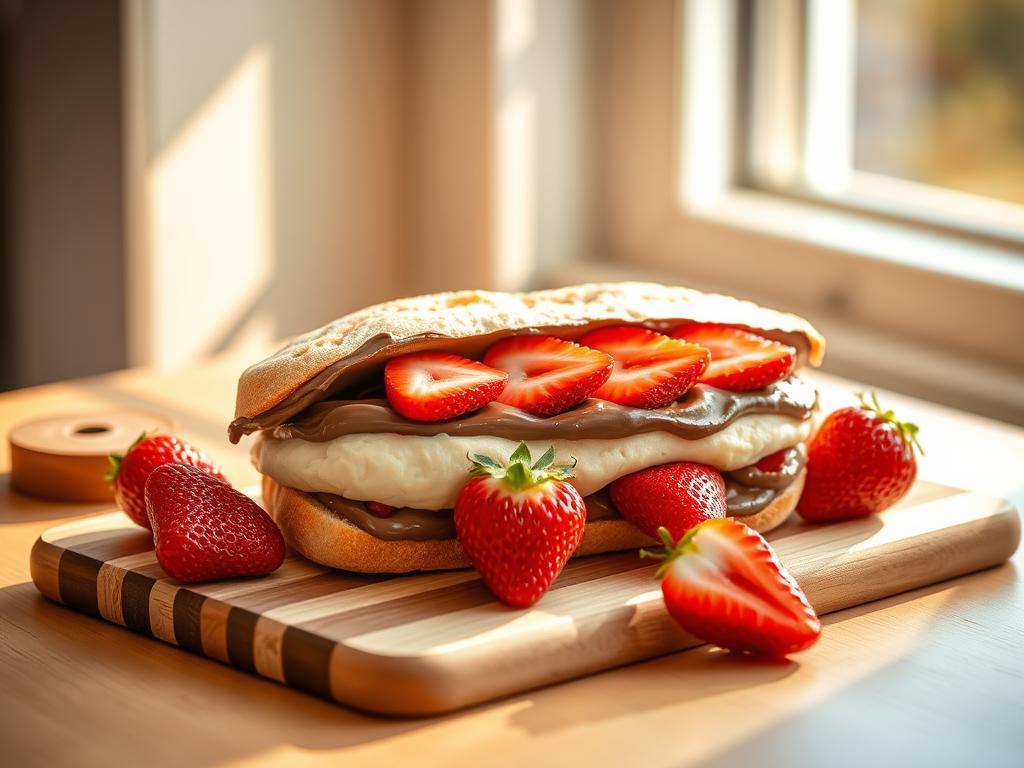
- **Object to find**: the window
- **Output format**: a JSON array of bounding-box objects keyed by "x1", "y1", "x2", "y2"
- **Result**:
[
  {"x1": 596, "y1": 0, "x2": 1024, "y2": 422},
  {"x1": 748, "y1": 0, "x2": 1024, "y2": 242}
]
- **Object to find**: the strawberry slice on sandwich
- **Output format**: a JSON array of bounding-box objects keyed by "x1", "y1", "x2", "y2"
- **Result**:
[
  {"x1": 580, "y1": 326, "x2": 709, "y2": 409},
  {"x1": 229, "y1": 282, "x2": 824, "y2": 578},
  {"x1": 384, "y1": 352, "x2": 508, "y2": 421},
  {"x1": 483, "y1": 335, "x2": 612, "y2": 417},
  {"x1": 671, "y1": 322, "x2": 796, "y2": 391}
]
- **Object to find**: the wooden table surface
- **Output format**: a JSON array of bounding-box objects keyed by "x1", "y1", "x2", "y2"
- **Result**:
[{"x1": 1, "y1": 351, "x2": 1022, "y2": 768}]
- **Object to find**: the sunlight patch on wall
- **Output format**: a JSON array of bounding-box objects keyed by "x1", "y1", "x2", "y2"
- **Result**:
[
  {"x1": 495, "y1": 86, "x2": 538, "y2": 291},
  {"x1": 146, "y1": 46, "x2": 275, "y2": 368}
]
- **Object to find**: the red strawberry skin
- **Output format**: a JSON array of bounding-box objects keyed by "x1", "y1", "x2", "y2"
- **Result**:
[
  {"x1": 798, "y1": 405, "x2": 917, "y2": 522},
  {"x1": 111, "y1": 434, "x2": 227, "y2": 530},
  {"x1": 580, "y1": 326, "x2": 709, "y2": 409},
  {"x1": 384, "y1": 352, "x2": 508, "y2": 422},
  {"x1": 756, "y1": 449, "x2": 788, "y2": 472},
  {"x1": 483, "y1": 335, "x2": 613, "y2": 418},
  {"x1": 455, "y1": 454, "x2": 587, "y2": 608},
  {"x1": 145, "y1": 463, "x2": 285, "y2": 582},
  {"x1": 670, "y1": 323, "x2": 795, "y2": 391},
  {"x1": 609, "y1": 462, "x2": 727, "y2": 541},
  {"x1": 655, "y1": 518, "x2": 821, "y2": 657}
]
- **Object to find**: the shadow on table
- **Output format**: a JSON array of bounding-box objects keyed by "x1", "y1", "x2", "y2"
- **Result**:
[
  {"x1": 507, "y1": 557, "x2": 1021, "y2": 765},
  {"x1": 1, "y1": 583, "x2": 451, "y2": 768},
  {"x1": 696, "y1": 560, "x2": 1023, "y2": 768},
  {"x1": 0, "y1": 474, "x2": 109, "y2": 524},
  {"x1": 73, "y1": 376, "x2": 234, "y2": 450}
]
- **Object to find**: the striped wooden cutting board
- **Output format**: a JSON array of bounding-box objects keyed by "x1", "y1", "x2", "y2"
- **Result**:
[{"x1": 30, "y1": 481, "x2": 1019, "y2": 716}]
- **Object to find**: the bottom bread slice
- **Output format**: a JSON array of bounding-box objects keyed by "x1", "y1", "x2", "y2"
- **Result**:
[{"x1": 262, "y1": 468, "x2": 805, "y2": 574}]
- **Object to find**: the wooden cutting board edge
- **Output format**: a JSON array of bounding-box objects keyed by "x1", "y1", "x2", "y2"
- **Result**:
[{"x1": 28, "y1": 486, "x2": 1021, "y2": 716}]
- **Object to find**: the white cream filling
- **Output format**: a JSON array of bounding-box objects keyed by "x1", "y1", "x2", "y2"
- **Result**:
[{"x1": 253, "y1": 413, "x2": 812, "y2": 510}]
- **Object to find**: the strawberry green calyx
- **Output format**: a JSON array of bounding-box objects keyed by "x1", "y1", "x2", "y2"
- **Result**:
[
  {"x1": 468, "y1": 442, "x2": 576, "y2": 491},
  {"x1": 104, "y1": 431, "x2": 148, "y2": 484},
  {"x1": 640, "y1": 525, "x2": 702, "y2": 579},
  {"x1": 857, "y1": 391, "x2": 924, "y2": 456}
]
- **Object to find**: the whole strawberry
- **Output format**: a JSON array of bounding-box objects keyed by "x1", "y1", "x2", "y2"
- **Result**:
[
  {"x1": 108, "y1": 433, "x2": 227, "y2": 529},
  {"x1": 643, "y1": 520, "x2": 821, "y2": 657},
  {"x1": 146, "y1": 463, "x2": 285, "y2": 582},
  {"x1": 609, "y1": 462, "x2": 727, "y2": 541},
  {"x1": 798, "y1": 392, "x2": 922, "y2": 523},
  {"x1": 454, "y1": 443, "x2": 586, "y2": 608}
]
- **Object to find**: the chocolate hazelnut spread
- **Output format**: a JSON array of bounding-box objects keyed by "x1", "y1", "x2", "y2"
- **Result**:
[
  {"x1": 315, "y1": 494, "x2": 458, "y2": 541},
  {"x1": 314, "y1": 456, "x2": 801, "y2": 541},
  {"x1": 315, "y1": 489, "x2": 624, "y2": 542},
  {"x1": 726, "y1": 445, "x2": 805, "y2": 490},
  {"x1": 229, "y1": 323, "x2": 813, "y2": 442},
  {"x1": 269, "y1": 377, "x2": 815, "y2": 443}
]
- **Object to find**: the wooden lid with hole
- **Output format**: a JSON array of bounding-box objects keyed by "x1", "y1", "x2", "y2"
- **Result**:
[{"x1": 9, "y1": 412, "x2": 175, "y2": 502}]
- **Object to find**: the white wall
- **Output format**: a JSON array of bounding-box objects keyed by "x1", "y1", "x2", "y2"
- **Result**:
[
  {"x1": 124, "y1": 0, "x2": 602, "y2": 368},
  {"x1": 126, "y1": 0, "x2": 408, "y2": 368}
]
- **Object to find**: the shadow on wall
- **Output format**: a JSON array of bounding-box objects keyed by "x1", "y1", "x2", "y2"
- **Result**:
[{"x1": 134, "y1": 0, "x2": 408, "y2": 370}]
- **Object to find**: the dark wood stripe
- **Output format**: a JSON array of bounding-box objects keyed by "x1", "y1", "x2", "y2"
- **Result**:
[
  {"x1": 29, "y1": 538, "x2": 64, "y2": 603},
  {"x1": 58, "y1": 550, "x2": 101, "y2": 618},
  {"x1": 225, "y1": 608, "x2": 260, "y2": 672},
  {"x1": 281, "y1": 627, "x2": 335, "y2": 699},
  {"x1": 173, "y1": 589, "x2": 207, "y2": 653},
  {"x1": 303, "y1": 578, "x2": 496, "y2": 639},
  {"x1": 121, "y1": 571, "x2": 155, "y2": 636}
]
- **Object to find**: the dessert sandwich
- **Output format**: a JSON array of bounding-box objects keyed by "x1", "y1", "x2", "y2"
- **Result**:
[{"x1": 229, "y1": 282, "x2": 824, "y2": 573}]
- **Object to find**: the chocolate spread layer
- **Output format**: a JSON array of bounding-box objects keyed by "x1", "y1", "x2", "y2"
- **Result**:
[
  {"x1": 314, "y1": 452, "x2": 803, "y2": 541},
  {"x1": 271, "y1": 377, "x2": 815, "y2": 443},
  {"x1": 229, "y1": 324, "x2": 813, "y2": 442},
  {"x1": 726, "y1": 445, "x2": 805, "y2": 490},
  {"x1": 315, "y1": 490, "x2": 623, "y2": 542}
]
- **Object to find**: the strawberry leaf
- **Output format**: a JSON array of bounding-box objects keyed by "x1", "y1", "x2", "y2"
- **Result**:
[
  {"x1": 532, "y1": 446, "x2": 555, "y2": 471},
  {"x1": 466, "y1": 443, "x2": 575, "y2": 489},
  {"x1": 104, "y1": 453, "x2": 122, "y2": 484},
  {"x1": 857, "y1": 391, "x2": 925, "y2": 456},
  {"x1": 469, "y1": 454, "x2": 503, "y2": 474},
  {"x1": 509, "y1": 441, "x2": 532, "y2": 466}
]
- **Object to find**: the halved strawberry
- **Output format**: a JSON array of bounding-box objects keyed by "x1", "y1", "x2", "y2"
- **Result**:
[
  {"x1": 670, "y1": 323, "x2": 795, "y2": 391},
  {"x1": 384, "y1": 352, "x2": 508, "y2": 422},
  {"x1": 755, "y1": 449, "x2": 788, "y2": 473},
  {"x1": 579, "y1": 326, "x2": 709, "y2": 409},
  {"x1": 483, "y1": 336, "x2": 613, "y2": 418},
  {"x1": 643, "y1": 519, "x2": 821, "y2": 657},
  {"x1": 366, "y1": 501, "x2": 397, "y2": 517}
]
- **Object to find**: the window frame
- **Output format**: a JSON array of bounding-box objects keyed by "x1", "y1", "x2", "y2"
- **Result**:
[
  {"x1": 746, "y1": 0, "x2": 1024, "y2": 245},
  {"x1": 591, "y1": 0, "x2": 1024, "y2": 423}
]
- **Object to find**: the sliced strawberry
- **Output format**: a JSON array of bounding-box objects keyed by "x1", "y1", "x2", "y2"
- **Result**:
[
  {"x1": 579, "y1": 326, "x2": 709, "y2": 409},
  {"x1": 670, "y1": 323, "x2": 795, "y2": 391},
  {"x1": 366, "y1": 501, "x2": 397, "y2": 517},
  {"x1": 755, "y1": 449, "x2": 788, "y2": 473},
  {"x1": 384, "y1": 352, "x2": 508, "y2": 422},
  {"x1": 644, "y1": 518, "x2": 821, "y2": 657},
  {"x1": 483, "y1": 336, "x2": 613, "y2": 418}
]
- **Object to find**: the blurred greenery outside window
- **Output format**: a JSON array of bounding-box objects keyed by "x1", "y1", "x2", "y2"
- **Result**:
[
  {"x1": 743, "y1": 0, "x2": 1024, "y2": 243},
  {"x1": 856, "y1": 0, "x2": 1024, "y2": 206}
]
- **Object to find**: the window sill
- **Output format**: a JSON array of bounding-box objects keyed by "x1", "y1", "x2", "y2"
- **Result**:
[{"x1": 691, "y1": 188, "x2": 1024, "y2": 294}]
